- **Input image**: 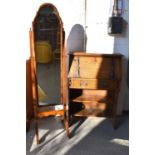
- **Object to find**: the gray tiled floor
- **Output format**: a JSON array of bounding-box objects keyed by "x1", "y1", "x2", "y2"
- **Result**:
[{"x1": 26, "y1": 114, "x2": 129, "y2": 155}]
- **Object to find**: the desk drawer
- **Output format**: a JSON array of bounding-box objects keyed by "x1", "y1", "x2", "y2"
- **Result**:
[{"x1": 69, "y1": 78, "x2": 117, "y2": 89}]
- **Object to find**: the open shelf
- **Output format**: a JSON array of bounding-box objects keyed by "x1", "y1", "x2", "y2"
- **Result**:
[
  {"x1": 74, "y1": 109, "x2": 107, "y2": 117},
  {"x1": 70, "y1": 94, "x2": 107, "y2": 103}
]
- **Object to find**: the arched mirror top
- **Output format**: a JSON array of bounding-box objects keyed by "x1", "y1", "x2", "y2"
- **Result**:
[{"x1": 32, "y1": 3, "x2": 63, "y2": 26}]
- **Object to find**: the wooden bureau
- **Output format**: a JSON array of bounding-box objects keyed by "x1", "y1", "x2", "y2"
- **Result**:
[{"x1": 68, "y1": 52, "x2": 122, "y2": 128}]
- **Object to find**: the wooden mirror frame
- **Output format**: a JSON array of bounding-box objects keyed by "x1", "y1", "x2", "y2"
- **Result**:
[{"x1": 29, "y1": 3, "x2": 68, "y2": 144}]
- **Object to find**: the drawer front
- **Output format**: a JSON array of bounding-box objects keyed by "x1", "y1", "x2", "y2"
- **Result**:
[{"x1": 69, "y1": 78, "x2": 117, "y2": 89}]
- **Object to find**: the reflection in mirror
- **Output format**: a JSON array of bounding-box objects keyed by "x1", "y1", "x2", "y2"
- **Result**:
[{"x1": 33, "y1": 5, "x2": 61, "y2": 106}]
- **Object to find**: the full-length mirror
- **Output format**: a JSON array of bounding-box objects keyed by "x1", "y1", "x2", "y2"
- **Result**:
[{"x1": 33, "y1": 4, "x2": 63, "y2": 106}]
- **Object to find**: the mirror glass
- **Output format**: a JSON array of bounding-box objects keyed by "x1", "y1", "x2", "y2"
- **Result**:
[{"x1": 33, "y1": 5, "x2": 61, "y2": 106}]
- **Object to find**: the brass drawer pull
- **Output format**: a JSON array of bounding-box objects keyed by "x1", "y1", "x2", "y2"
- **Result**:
[
  {"x1": 80, "y1": 81, "x2": 88, "y2": 86},
  {"x1": 69, "y1": 79, "x2": 72, "y2": 87}
]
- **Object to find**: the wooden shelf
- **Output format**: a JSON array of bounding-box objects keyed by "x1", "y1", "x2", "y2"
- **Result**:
[
  {"x1": 70, "y1": 94, "x2": 107, "y2": 103},
  {"x1": 37, "y1": 109, "x2": 64, "y2": 118},
  {"x1": 74, "y1": 109, "x2": 107, "y2": 117}
]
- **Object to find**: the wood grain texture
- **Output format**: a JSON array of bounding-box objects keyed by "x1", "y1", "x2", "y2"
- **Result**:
[
  {"x1": 70, "y1": 94, "x2": 107, "y2": 103},
  {"x1": 26, "y1": 59, "x2": 33, "y2": 132},
  {"x1": 69, "y1": 78, "x2": 118, "y2": 90},
  {"x1": 74, "y1": 109, "x2": 107, "y2": 117},
  {"x1": 68, "y1": 52, "x2": 122, "y2": 128},
  {"x1": 37, "y1": 110, "x2": 64, "y2": 118},
  {"x1": 68, "y1": 55, "x2": 122, "y2": 79}
]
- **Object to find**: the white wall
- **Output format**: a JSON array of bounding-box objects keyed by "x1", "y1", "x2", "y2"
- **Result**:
[
  {"x1": 25, "y1": 0, "x2": 129, "y2": 113},
  {"x1": 86, "y1": 0, "x2": 114, "y2": 53},
  {"x1": 114, "y1": 0, "x2": 129, "y2": 112}
]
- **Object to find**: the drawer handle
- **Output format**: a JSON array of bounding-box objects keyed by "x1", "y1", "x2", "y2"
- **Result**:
[
  {"x1": 80, "y1": 81, "x2": 88, "y2": 86},
  {"x1": 69, "y1": 79, "x2": 72, "y2": 87}
]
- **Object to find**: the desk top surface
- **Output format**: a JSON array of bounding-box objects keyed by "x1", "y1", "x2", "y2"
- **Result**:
[{"x1": 68, "y1": 51, "x2": 123, "y2": 57}]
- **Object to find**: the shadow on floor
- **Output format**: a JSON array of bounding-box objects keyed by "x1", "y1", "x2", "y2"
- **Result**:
[
  {"x1": 26, "y1": 114, "x2": 128, "y2": 155},
  {"x1": 64, "y1": 115, "x2": 128, "y2": 155}
]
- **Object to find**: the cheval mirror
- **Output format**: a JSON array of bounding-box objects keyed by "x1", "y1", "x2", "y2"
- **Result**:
[{"x1": 29, "y1": 3, "x2": 69, "y2": 144}]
